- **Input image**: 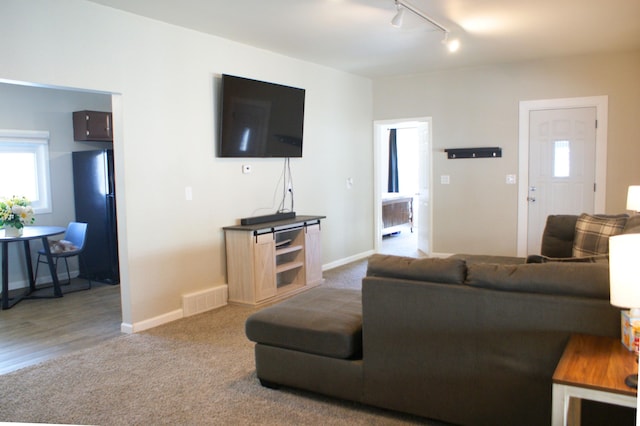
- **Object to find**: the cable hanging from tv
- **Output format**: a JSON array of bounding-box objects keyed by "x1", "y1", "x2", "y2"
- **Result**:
[
  {"x1": 240, "y1": 157, "x2": 297, "y2": 226},
  {"x1": 278, "y1": 157, "x2": 295, "y2": 214}
]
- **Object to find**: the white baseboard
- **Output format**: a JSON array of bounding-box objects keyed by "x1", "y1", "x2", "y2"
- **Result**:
[
  {"x1": 323, "y1": 250, "x2": 374, "y2": 271},
  {"x1": 121, "y1": 309, "x2": 183, "y2": 334},
  {"x1": 124, "y1": 248, "x2": 440, "y2": 334},
  {"x1": 121, "y1": 284, "x2": 229, "y2": 334},
  {"x1": 121, "y1": 252, "x2": 379, "y2": 334}
]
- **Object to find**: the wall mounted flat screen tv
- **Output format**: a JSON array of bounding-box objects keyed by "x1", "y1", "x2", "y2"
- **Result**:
[{"x1": 219, "y1": 74, "x2": 305, "y2": 158}]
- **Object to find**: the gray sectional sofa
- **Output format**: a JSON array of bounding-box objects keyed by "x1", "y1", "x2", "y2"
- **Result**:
[{"x1": 245, "y1": 214, "x2": 639, "y2": 425}]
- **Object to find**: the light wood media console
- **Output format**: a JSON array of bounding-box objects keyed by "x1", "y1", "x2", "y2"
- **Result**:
[{"x1": 223, "y1": 215, "x2": 325, "y2": 305}]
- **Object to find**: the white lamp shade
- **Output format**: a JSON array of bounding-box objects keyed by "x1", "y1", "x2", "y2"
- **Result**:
[
  {"x1": 627, "y1": 185, "x2": 640, "y2": 212},
  {"x1": 609, "y1": 233, "x2": 640, "y2": 309}
]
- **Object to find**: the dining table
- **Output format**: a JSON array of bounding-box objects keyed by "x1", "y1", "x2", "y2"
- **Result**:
[{"x1": 1, "y1": 225, "x2": 66, "y2": 309}]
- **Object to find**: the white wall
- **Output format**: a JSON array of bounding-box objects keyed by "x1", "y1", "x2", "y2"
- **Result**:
[
  {"x1": 0, "y1": 0, "x2": 373, "y2": 328},
  {"x1": 374, "y1": 50, "x2": 640, "y2": 256}
]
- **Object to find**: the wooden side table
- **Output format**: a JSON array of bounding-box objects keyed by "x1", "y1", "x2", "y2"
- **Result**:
[{"x1": 552, "y1": 334, "x2": 637, "y2": 426}]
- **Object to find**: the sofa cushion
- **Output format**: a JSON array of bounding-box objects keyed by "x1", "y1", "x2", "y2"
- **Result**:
[
  {"x1": 245, "y1": 288, "x2": 362, "y2": 359},
  {"x1": 572, "y1": 213, "x2": 627, "y2": 257},
  {"x1": 540, "y1": 215, "x2": 579, "y2": 258},
  {"x1": 466, "y1": 262, "x2": 610, "y2": 299},
  {"x1": 367, "y1": 254, "x2": 466, "y2": 284}
]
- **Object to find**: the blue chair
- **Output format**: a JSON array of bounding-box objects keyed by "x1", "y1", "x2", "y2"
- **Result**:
[{"x1": 34, "y1": 222, "x2": 91, "y2": 292}]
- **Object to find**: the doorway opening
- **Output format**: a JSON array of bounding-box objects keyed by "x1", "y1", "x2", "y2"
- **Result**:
[
  {"x1": 0, "y1": 79, "x2": 125, "y2": 373},
  {"x1": 373, "y1": 118, "x2": 431, "y2": 257}
]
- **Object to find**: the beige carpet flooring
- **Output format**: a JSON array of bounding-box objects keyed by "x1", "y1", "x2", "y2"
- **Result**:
[{"x1": 0, "y1": 259, "x2": 447, "y2": 425}]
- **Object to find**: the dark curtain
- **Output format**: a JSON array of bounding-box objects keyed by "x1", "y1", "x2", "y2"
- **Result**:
[{"x1": 388, "y1": 128, "x2": 399, "y2": 192}]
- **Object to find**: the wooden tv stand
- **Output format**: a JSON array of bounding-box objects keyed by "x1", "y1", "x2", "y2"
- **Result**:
[{"x1": 223, "y1": 215, "x2": 325, "y2": 305}]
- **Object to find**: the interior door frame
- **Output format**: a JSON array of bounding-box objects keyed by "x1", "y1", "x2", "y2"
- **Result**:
[
  {"x1": 373, "y1": 117, "x2": 432, "y2": 254},
  {"x1": 517, "y1": 95, "x2": 608, "y2": 257}
]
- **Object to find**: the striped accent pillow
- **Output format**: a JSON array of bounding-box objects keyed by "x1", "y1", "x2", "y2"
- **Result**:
[{"x1": 572, "y1": 213, "x2": 627, "y2": 257}]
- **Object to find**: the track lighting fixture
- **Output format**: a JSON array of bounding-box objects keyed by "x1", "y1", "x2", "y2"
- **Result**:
[
  {"x1": 442, "y1": 32, "x2": 460, "y2": 53},
  {"x1": 391, "y1": 0, "x2": 460, "y2": 52},
  {"x1": 391, "y1": 6, "x2": 405, "y2": 28}
]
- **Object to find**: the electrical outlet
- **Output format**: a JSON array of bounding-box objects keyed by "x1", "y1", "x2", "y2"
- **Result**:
[
  {"x1": 440, "y1": 175, "x2": 450, "y2": 185},
  {"x1": 506, "y1": 174, "x2": 516, "y2": 184}
]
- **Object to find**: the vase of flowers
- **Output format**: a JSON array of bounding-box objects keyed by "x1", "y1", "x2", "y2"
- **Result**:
[{"x1": 0, "y1": 196, "x2": 35, "y2": 237}]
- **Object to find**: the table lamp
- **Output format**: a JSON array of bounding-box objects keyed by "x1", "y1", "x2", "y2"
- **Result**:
[
  {"x1": 626, "y1": 185, "x2": 640, "y2": 213},
  {"x1": 609, "y1": 233, "x2": 640, "y2": 388}
]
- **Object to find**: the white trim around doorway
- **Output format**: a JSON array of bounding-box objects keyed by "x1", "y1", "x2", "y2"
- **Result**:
[
  {"x1": 517, "y1": 95, "x2": 608, "y2": 257},
  {"x1": 373, "y1": 117, "x2": 432, "y2": 255}
]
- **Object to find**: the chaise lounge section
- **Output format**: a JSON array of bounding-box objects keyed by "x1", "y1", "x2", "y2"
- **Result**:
[{"x1": 246, "y1": 287, "x2": 363, "y2": 401}]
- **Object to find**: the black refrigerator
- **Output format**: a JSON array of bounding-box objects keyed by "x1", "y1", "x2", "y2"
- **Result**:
[{"x1": 72, "y1": 149, "x2": 120, "y2": 284}]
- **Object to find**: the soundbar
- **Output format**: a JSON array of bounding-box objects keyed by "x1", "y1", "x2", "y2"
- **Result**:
[{"x1": 240, "y1": 212, "x2": 296, "y2": 226}]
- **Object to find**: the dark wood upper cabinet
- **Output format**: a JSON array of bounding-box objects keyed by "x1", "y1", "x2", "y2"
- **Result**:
[{"x1": 73, "y1": 110, "x2": 113, "y2": 141}]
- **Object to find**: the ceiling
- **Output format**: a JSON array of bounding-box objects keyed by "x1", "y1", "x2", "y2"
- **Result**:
[{"x1": 87, "y1": 0, "x2": 640, "y2": 78}]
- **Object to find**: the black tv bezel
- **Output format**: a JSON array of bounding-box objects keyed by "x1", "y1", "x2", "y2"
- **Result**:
[{"x1": 218, "y1": 74, "x2": 305, "y2": 158}]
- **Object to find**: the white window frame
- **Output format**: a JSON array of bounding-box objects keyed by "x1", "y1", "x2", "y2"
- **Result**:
[{"x1": 0, "y1": 129, "x2": 52, "y2": 214}]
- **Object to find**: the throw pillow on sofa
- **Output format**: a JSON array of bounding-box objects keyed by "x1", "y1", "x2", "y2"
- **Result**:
[{"x1": 572, "y1": 213, "x2": 627, "y2": 257}]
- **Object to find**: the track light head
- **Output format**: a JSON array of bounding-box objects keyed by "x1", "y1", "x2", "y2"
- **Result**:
[
  {"x1": 446, "y1": 38, "x2": 460, "y2": 52},
  {"x1": 442, "y1": 32, "x2": 460, "y2": 52},
  {"x1": 391, "y1": 7, "x2": 405, "y2": 28}
]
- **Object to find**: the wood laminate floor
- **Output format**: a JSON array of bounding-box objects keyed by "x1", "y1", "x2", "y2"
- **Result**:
[{"x1": 0, "y1": 280, "x2": 122, "y2": 375}]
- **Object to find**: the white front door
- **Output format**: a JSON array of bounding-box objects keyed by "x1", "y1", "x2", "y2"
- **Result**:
[{"x1": 526, "y1": 107, "x2": 597, "y2": 254}]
